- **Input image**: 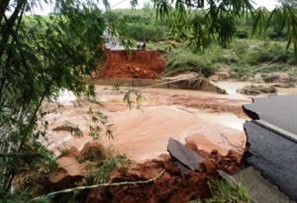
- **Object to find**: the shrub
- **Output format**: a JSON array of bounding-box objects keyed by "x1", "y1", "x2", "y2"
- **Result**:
[
  {"x1": 236, "y1": 30, "x2": 249, "y2": 39},
  {"x1": 165, "y1": 48, "x2": 215, "y2": 77},
  {"x1": 247, "y1": 43, "x2": 296, "y2": 65},
  {"x1": 122, "y1": 24, "x2": 168, "y2": 42},
  {"x1": 83, "y1": 155, "x2": 129, "y2": 184},
  {"x1": 267, "y1": 27, "x2": 287, "y2": 40}
]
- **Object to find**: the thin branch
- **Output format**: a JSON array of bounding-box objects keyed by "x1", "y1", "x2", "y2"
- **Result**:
[
  {"x1": 0, "y1": 0, "x2": 28, "y2": 58},
  {"x1": 33, "y1": 169, "x2": 166, "y2": 201},
  {"x1": 0, "y1": 0, "x2": 10, "y2": 24}
]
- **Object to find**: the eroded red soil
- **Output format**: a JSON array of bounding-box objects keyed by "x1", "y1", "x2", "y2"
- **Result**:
[
  {"x1": 87, "y1": 157, "x2": 213, "y2": 203},
  {"x1": 75, "y1": 147, "x2": 241, "y2": 203},
  {"x1": 27, "y1": 141, "x2": 241, "y2": 203},
  {"x1": 97, "y1": 50, "x2": 166, "y2": 79}
]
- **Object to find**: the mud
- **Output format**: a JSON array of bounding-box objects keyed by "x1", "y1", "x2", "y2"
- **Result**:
[
  {"x1": 91, "y1": 158, "x2": 212, "y2": 203},
  {"x1": 97, "y1": 50, "x2": 166, "y2": 79},
  {"x1": 215, "y1": 80, "x2": 297, "y2": 96},
  {"x1": 167, "y1": 94, "x2": 247, "y2": 117},
  {"x1": 18, "y1": 142, "x2": 242, "y2": 203},
  {"x1": 35, "y1": 80, "x2": 297, "y2": 202},
  {"x1": 237, "y1": 85, "x2": 277, "y2": 95},
  {"x1": 84, "y1": 148, "x2": 241, "y2": 203},
  {"x1": 42, "y1": 87, "x2": 249, "y2": 162}
]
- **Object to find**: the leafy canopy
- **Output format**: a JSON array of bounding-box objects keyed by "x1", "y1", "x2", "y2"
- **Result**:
[
  {"x1": 0, "y1": 0, "x2": 106, "y2": 194},
  {"x1": 140, "y1": 0, "x2": 296, "y2": 55}
]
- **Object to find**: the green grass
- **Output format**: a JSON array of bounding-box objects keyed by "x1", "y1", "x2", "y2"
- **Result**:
[
  {"x1": 165, "y1": 47, "x2": 215, "y2": 77},
  {"x1": 108, "y1": 8, "x2": 296, "y2": 79},
  {"x1": 207, "y1": 180, "x2": 249, "y2": 202},
  {"x1": 189, "y1": 179, "x2": 250, "y2": 203},
  {"x1": 149, "y1": 39, "x2": 296, "y2": 79}
]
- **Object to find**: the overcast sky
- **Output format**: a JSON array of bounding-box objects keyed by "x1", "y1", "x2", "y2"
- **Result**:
[
  {"x1": 108, "y1": 0, "x2": 280, "y2": 10},
  {"x1": 32, "y1": 0, "x2": 280, "y2": 15}
]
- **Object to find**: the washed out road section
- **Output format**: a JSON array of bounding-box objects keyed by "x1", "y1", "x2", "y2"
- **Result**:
[{"x1": 42, "y1": 86, "x2": 249, "y2": 161}]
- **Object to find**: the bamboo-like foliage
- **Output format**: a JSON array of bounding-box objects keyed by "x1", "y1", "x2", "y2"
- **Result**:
[
  {"x1": 149, "y1": 0, "x2": 296, "y2": 55},
  {"x1": 268, "y1": 5, "x2": 297, "y2": 55},
  {"x1": 151, "y1": 0, "x2": 254, "y2": 50},
  {"x1": 252, "y1": 4, "x2": 297, "y2": 57},
  {"x1": 0, "y1": 0, "x2": 106, "y2": 194}
]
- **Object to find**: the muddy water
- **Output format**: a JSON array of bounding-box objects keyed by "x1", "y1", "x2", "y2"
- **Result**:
[
  {"x1": 43, "y1": 82, "x2": 296, "y2": 162},
  {"x1": 215, "y1": 81, "x2": 297, "y2": 96},
  {"x1": 42, "y1": 85, "x2": 252, "y2": 162}
]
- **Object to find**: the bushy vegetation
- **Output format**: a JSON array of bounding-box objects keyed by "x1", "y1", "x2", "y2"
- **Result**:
[
  {"x1": 0, "y1": 0, "x2": 106, "y2": 197},
  {"x1": 105, "y1": 9, "x2": 169, "y2": 42},
  {"x1": 228, "y1": 40, "x2": 297, "y2": 78},
  {"x1": 110, "y1": 7, "x2": 296, "y2": 79},
  {"x1": 246, "y1": 43, "x2": 297, "y2": 65},
  {"x1": 149, "y1": 38, "x2": 296, "y2": 78},
  {"x1": 164, "y1": 45, "x2": 219, "y2": 77}
]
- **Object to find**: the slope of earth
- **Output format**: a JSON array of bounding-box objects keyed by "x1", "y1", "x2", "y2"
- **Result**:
[
  {"x1": 85, "y1": 153, "x2": 241, "y2": 203},
  {"x1": 97, "y1": 49, "x2": 166, "y2": 79},
  {"x1": 32, "y1": 148, "x2": 243, "y2": 203}
]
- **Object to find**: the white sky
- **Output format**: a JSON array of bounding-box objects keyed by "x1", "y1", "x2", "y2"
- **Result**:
[
  {"x1": 31, "y1": 0, "x2": 280, "y2": 15},
  {"x1": 108, "y1": 0, "x2": 280, "y2": 10}
]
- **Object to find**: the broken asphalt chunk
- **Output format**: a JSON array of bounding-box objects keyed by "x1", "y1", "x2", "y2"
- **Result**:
[
  {"x1": 243, "y1": 94, "x2": 297, "y2": 135},
  {"x1": 167, "y1": 138, "x2": 204, "y2": 171}
]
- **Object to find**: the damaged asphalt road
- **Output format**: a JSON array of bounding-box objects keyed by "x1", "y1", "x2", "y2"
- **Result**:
[{"x1": 243, "y1": 94, "x2": 297, "y2": 201}]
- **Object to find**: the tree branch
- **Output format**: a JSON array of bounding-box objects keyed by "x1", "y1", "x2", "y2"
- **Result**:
[{"x1": 33, "y1": 169, "x2": 166, "y2": 201}]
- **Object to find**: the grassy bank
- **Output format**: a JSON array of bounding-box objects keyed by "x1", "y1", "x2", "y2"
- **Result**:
[{"x1": 110, "y1": 8, "x2": 296, "y2": 80}]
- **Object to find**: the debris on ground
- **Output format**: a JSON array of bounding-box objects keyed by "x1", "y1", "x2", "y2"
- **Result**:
[
  {"x1": 253, "y1": 72, "x2": 296, "y2": 83},
  {"x1": 208, "y1": 69, "x2": 231, "y2": 81},
  {"x1": 273, "y1": 82, "x2": 296, "y2": 88},
  {"x1": 26, "y1": 138, "x2": 244, "y2": 203},
  {"x1": 185, "y1": 123, "x2": 246, "y2": 159},
  {"x1": 167, "y1": 138, "x2": 204, "y2": 174},
  {"x1": 164, "y1": 77, "x2": 226, "y2": 94},
  {"x1": 85, "y1": 150, "x2": 242, "y2": 203},
  {"x1": 237, "y1": 85, "x2": 277, "y2": 95},
  {"x1": 86, "y1": 156, "x2": 213, "y2": 203}
]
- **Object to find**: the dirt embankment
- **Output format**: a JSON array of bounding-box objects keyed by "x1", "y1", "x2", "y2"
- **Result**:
[
  {"x1": 89, "y1": 150, "x2": 241, "y2": 203},
  {"x1": 97, "y1": 49, "x2": 166, "y2": 79},
  {"x1": 87, "y1": 157, "x2": 214, "y2": 203},
  {"x1": 37, "y1": 145, "x2": 242, "y2": 203}
]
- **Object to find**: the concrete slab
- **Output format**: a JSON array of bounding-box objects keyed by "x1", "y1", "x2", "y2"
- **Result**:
[{"x1": 233, "y1": 167, "x2": 294, "y2": 203}]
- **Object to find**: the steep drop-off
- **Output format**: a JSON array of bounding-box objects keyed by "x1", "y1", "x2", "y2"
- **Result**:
[{"x1": 97, "y1": 49, "x2": 166, "y2": 79}]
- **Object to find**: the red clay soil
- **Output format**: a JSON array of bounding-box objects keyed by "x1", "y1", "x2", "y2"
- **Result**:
[
  {"x1": 168, "y1": 94, "x2": 248, "y2": 117},
  {"x1": 86, "y1": 151, "x2": 241, "y2": 203},
  {"x1": 28, "y1": 144, "x2": 242, "y2": 203},
  {"x1": 97, "y1": 49, "x2": 166, "y2": 79}
]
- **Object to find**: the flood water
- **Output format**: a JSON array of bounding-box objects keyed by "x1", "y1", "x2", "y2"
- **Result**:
[{"x1": 42, "y1": 82, "x2": 296, "y2": 161}]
